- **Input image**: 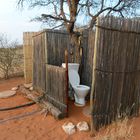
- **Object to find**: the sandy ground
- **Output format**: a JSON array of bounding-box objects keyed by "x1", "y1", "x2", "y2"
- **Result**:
[{"x1": 0, "y1": 77, "x2": 140, "y2": 140}]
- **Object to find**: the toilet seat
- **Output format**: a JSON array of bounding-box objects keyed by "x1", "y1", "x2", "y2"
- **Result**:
[{"x1": 73, "y1": 85, "x2": 90, "y2": 91}]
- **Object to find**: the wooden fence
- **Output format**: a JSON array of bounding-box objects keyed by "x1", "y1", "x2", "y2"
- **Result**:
[
  {"x1": 91, "y1": 17, "x2": 140, "y2": 130},
  {"x1": 32, "y1": 29, "x2": 95, "y2": 115},
  {"x1": 33, "y1": 31, "x2": 68, "y2": 115},
  {"x1": 45, "y1": 65, "x2": 67, "y2": 114},
  {"x1": 33, "y1": 29, "x2": 94, "y2": 90}
]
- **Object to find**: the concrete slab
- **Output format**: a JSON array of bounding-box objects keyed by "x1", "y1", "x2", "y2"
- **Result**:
[{"x1": 0, "y1": 90, "x2": 16, "y2": 99}]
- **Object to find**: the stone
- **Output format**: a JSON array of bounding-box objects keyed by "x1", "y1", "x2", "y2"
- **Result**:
[
  {"x1": 24, "y1": 83, "x2": 32, "y2": 89},
  {"x1": 0, "y1": 90, "x2": 16, "y2": 99},
  {"x1": 76, "y1": 121, "x2": 89, "y2": 132},
  {"x1": 11, "y1": 87, "x2": 18, "y2": 91},
  {"x1": 29, "y1": 86, "x2": 33, "y2": 91},
  {"x1": 62, "y1": 122, "x2": 76, "y2": 135}
]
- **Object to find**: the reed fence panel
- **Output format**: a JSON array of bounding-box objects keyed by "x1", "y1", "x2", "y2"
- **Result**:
[
  {"x1": 23, "y1": 32, "x2": 37, "y2": 83},
  {"x1": 91, "y1": 17, "x2": 140, "y2": 130}
]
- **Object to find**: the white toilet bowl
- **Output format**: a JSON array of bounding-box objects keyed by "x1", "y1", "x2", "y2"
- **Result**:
[
  {"x1": 69, "y1": 70, "x2": 90, "y2": 106},
  {"x1": 73, "y1": 85, "x2": 90, "y2": 106}
]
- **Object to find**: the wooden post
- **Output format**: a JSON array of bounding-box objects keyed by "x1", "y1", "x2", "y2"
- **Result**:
[
  {"x1": 90, "y1": 17, "x2": 99, "y2": 136},
  {"x1": 65, "y1": 49, "x2": 69, "y2": 117}
]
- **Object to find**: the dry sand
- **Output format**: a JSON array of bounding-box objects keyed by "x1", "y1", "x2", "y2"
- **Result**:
[{"x1": 0, "y1": 77, "x2": 139, "y2": 140}]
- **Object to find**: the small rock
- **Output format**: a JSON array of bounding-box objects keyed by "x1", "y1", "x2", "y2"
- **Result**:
[
  {"x1": 76, "y1": 121, "x2": 89, "y2": 132},
  {"x1": 11, "y1": 87, "x2": 18, "y2": 91},
  {"x1": 62, "y1": 122, "x2": 76, "y2": 135},
  {"x1": 24, "y1": 83, "x2": 32, "y2": 89},
  {"x1": 29, "y1": 86, "x2": 33, "y2": 91}
]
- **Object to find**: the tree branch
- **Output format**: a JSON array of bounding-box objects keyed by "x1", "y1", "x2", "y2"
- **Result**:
[
  {"x1": 89, "y1": 0, "x2": 125, "y2": 28},
  {"x1": 41, "y1": 14, "x2": 72, "y2": 23},
  {"x1": 51, "y1": 23, "x2": 64, "y2": 29},
  {"x1": 100, "y1": 0, "x2": 105, "y2": 11}
]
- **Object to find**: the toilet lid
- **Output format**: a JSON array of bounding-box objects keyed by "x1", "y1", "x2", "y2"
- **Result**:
[{"x1": 68, "y1": 70, "x2": 80, "y2": 87}]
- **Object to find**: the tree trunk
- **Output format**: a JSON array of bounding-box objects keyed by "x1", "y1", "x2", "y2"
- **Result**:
[
  {"x1": 18, "y1": 85, "x2": 64, "y2": 119},
  {"x1": 69, "y1": 33, "x2": 81, "y2": 63}
]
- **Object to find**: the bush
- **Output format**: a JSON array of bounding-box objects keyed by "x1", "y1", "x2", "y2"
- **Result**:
[{"x1": 0, "y1": 34, "x2": 23, "y2": 79}]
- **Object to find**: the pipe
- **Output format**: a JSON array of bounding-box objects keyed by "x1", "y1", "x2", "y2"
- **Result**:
[
  {"x1": 0, "y1": 109, "x2": 40, "y2": 125},
  {"x1": 0, "y1": 101, "x2": 35, "y2": 111}
]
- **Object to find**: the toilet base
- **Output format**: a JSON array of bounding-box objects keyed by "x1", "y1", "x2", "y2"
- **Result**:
[
  {"x1": 74, "y1": 102, "x2": 85, "y2": 107},
  {"x1": 74, "y1": 98, "x2": 86, "y2": 107}
]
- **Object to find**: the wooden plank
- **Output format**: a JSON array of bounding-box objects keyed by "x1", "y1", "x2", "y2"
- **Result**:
[{"x1": 45, "y1": 64, "x2": 67, "y2": 114}]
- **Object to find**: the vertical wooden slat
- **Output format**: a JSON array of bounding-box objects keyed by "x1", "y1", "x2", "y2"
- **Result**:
[{"x1": 65, "y1": 49, "x2": 69, "y2": 117}]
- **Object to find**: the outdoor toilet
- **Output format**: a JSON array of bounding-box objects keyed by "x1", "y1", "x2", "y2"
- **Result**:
[{"x1": 62, "y1": 63, "x2": 90, "y2": 106}]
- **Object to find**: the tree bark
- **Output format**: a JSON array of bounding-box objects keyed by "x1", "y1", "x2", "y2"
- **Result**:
[{"x1": 69, "y1": 32, "x2": 81, "y2": 63}]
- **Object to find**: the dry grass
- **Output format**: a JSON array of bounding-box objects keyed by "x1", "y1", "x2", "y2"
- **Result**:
[{"x1": 95, "y1": 118, "x2": 134, "y2": 140}]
